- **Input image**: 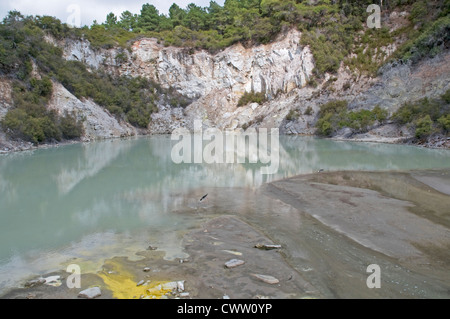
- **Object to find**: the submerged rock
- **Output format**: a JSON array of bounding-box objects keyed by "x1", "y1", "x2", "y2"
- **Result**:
[
  {"x1": 225, "y1": 259, "x2": 245, "y2": 268},
  {"x1": 251, "y1": 274, "x2": 280, "y2": 285},
  {"x1": 146, "y1": 280, "x2": 186, "y2": 298},
  {"x1": 24, "y1": 278, "x2": 46, "y2": 288},
  {"x1": 177, "y1": 280, "x2": 185, "y2": 293},
  {"x1": 78, "y1": 287, "x2": 102, "y2": 299},
  {"x1": 254, "y1": 244, "x2": 282, "y2": 250},
  {"x1": 44, "y1": 276, "x2": 62, "y2": 287}
]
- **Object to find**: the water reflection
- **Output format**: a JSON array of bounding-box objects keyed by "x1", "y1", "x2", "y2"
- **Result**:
[
  {"x1": 56, "y1": 139, "x2": 133, "y2": 195},
  {"x1": 0, "y1": 135, "x2": 449, "y2": 293}
]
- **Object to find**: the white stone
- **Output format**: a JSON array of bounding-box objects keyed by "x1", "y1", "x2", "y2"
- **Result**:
[
  {"x1": 225, "y1": 259, "x2": 245, "y2": 268},
  {"x1": 251, "y1": 274, "x2": 280, "y2": 285},
  {"x1": 44, "y1": 276, "x2": 62, "y2": 287},
  {"x1": 177, "y1": 280, "x2": 185, "y2": 292},
  {"x1": 78, "y1": 287, "x2": 102, "y2": 299}
]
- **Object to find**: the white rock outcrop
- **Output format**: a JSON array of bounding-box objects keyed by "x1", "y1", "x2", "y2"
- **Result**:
[
  {"x1": 60, "y1": 30, "x2": 315, "y2": 132},
  {"x1": 127, "y1": 30, "x2": 314, "y2": 99},
  {"x1": 48, "y1": 81, "x2": 137, "y2": 141},
  {"x1": 62, "y1": 30, "x2": 314, "y2": 101}
]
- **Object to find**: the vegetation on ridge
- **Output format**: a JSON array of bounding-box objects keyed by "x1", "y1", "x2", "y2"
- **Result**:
[{"x1": 0, "y1": 11, "x2": 190, "y2": 144}]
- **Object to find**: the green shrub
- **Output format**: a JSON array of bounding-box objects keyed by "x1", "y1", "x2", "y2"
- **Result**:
[
  {"x1": 342, "y1": 81, "x2": 352, "y2": 91},
  {"x1": 316, "y1": 112, "x2": 333, "y2": 136},
  {"x1": 237, "y1": 91, "x2": 267, "y2": 107},
  {"x1": 437, "y1": 114, "x2": 450, "y2": 133},
  {"x1": 126, "y1": 107, "x2": 151, "y2": 128},
  {"x1": 409, "y1": 1, "x2": 428, "y2": 25},
  {"x1": 442, "y1": 89, "x2": 450, "y2": 104},
  {"x1": 30, "y1": 76, "x2": 53, "y2": 98},
  {"x1": 1, "y1": 105, "x2": 84, "y2": 144},
  {"x1": 393, "y1": 97, "x2": 447, "y2": 124},
  {"x1": 304, "y1": 106, "x2": 313, "y2": 116},
  {"x1": 392, "y1": 93, "x2": 450, "y2": 139},
  {"x1": 438, "y1": 114, "x2": 450, "y2": 133},
  {"x1": 307, "y1": 78, "x2": 318, "y2": 88},
  {"x1": 316, "y1": 101, "x2": 392, "y2": 136},
  {"x1": 318, "y1": 100, "x2": 348, "y2": 117},
  {"x1": 345, "y1": 109, "x2": 375, "y2": 131},
  {"x1": 2, "y1": 107, "x2": 52, "y2": 144},
  {"x1": 59, "y1": 112, "x2": 84, "y2": 139},
  {"x1": 415, "y1": 115, "x2": 434, "y2": 139},
  {"x1": 395, "y1": 15, "x2": 450, "y2": 64},
  {"x1": 286, "y1": 109, "x2": 300, "y2": 121},
  {"x1": 372, "y1": 106, "x2": 389, "y2": 123},
  {"x1": 1, "y1": 77, "x2": 83, "y2": 144}
]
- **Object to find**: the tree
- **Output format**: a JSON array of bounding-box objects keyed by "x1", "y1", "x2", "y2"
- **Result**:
[
  {"x1": 183, "y1": 4, "x2": 208, "y2": 31},
  {"x1": 415, "y1": 115, "x2": 433, "y2": 139},
  {"x1": 119, "y1": 10, "x2": 138, "y2": 31},
  {"x1": 242, "y1": 0, "x2": 263, "y2": 11},
  {"x1": 105, "y1": 12, "x2": 118, "y2": 30},
  {"x1": 207, "y1": 1, "x2": 227, "y2": 34},
  {"x1": 169, "y1": 3, "x2": 186, "y2": 27},
  {"x1": 159, "y1": 14, "x2": 173, "y2": 31},
  {"x1": 138, "y1": 4, "x2": 161, "y2": 32},
  {"x1": 35, "y1": 16, "x2": 65, "y2": 38},
  {"x1": 2, "y1": 10, "x2": 25, "y2": 25}
]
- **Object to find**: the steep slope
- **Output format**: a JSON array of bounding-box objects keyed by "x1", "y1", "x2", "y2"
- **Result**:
[
  {"x1": 59, "y1": 29, "x2": 315, "y2": 131},
  {"x1": 0, "y1": 76, "x2": 138, "y2": 153},
  {"x1": 47, "y1": 81, "x2": 137, "y2": 141}
]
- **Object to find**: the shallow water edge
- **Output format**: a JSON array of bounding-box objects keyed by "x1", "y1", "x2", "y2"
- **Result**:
[{"x1": 2, "y1": 168, "x2": 449, "y2": 299}]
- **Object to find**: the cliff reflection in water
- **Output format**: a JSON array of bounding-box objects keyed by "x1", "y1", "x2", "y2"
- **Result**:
[{"x1": 0, "y1": 135, "x2": 449, "y2": 270}]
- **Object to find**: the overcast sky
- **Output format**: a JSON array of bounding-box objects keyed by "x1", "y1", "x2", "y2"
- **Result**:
[{"x1": 0, "y1": 0, "x2": 225, "y2": 27}]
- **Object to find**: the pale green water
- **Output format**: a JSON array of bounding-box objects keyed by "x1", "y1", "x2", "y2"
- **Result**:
[{"x1": 0, "y1": 135, "x2": 449, "y2": 294}]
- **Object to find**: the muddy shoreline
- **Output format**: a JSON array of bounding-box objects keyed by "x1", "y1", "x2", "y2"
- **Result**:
[{"x1": 2, "y1": 169, "x2": 449, "y2": 299}]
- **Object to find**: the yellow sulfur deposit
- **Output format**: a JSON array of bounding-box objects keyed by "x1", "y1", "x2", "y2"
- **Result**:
[{"x1": 98, "y1": 260, "x2": 175, "y2": 299}]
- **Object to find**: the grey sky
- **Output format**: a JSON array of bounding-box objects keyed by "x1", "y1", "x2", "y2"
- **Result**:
[{"x1": 0, "y1": 0, "x2": 225, "y2": 27}]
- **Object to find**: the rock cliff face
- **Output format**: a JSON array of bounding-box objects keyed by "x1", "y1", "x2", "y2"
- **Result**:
[
  {"x1": 60, "y1": 30, "x2": 317, "y2": 133},
  {"x1": 0, "y1": 79, "x2": 12, "y2": 120},
  {"x1": 59, "y1": 27, "x2": 449, "y2": 142},
  {"x1": 64, "y1": 30, "x2": 314, "y2": 100},
  {"x1": 1, "y1": 28, "x2": 449, "y2": 151}
]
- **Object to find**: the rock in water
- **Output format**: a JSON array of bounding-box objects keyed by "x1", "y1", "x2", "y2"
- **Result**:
[
  {"x1": 251, "y1": 274, "x2": 280, "y2": 285},
  {"x1": 24, "y1": 278, "x2": 46, "y2": 288},
  {"x1": 254, "y1": 244, "x2": 282, "y2": 250},
  {"x1": 177, "y1": 280, "x2": 185, "y2": 293},
  {"x1": 44, "y1": 276, "x2": 62, "y2": 287},
  {"x1": 225, "y1": 259, "x2": 245, "y2": 268},
  {"x1": 78, "y1": 287, "x2": 102, "y2": 299}
]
